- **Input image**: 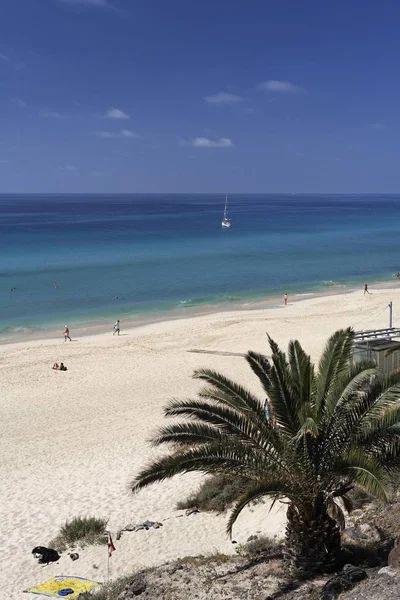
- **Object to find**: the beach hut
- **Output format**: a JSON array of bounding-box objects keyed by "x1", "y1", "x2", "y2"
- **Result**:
[{"x1": 353, "y1": 327, "x2": 400, "y2": 377}]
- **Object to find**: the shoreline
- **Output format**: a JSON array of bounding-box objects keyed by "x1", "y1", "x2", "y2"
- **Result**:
[{"x1": 1, "y1": 277, "x2": 399, "y2": 347}]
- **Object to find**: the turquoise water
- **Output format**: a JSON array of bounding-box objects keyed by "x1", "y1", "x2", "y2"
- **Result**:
[{"x1": 1, "y1": 193, "x2": 400, "y2": 338}]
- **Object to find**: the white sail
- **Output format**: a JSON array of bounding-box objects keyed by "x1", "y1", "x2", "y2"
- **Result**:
[{"x1": 221, "y1": 194, "x2": 231, "y2": 228}]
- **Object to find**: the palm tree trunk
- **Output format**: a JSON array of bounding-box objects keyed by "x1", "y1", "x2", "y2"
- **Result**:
[{"x1": 285, "y1": 496, "x2": 341, "y2": 576}]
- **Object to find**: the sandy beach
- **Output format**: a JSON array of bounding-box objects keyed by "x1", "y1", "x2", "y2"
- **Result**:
[{"x1": 1, "y1": 286, "x2": 398, "y2": 599}]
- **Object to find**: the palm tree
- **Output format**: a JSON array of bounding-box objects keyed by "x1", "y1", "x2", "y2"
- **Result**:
[{"x1": 131, "y1": 328, "x2": 400, "y2": 575}]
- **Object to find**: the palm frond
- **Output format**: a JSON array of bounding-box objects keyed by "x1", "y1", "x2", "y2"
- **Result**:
[
  {"x1": 357, "y1": 384, "x2": 400, "y2": 435},
  {"x1": 193, "y1": 369, "x2": 264, "y2": 417},
  {"x1": 226, "y1": 480, "x2": 290, "y2": 537},
  {"x1": 163, "y1": 397, "x2": 282, "y2": 457},
  {"x1": 267, "y1": 334, "x2": 281, "y2": 356},
  {"x1": 246, "y1": 350, "x2": 272, "y2": 395},
  {"x1": 293, "y1": 417, "x2": 319, "y2": 441},
  {"x1": 335, "y1": 449, "x2": 388, "y2": 501},
  {"x1": 268, "y1": 350, "x2": 301, "y2": 436},
  {"x1": 324, "y1": 366, "x2": 377, "y2": 419},
  {"x1": 131, "y1": 443, "x2": 267, "y2": 493},
  {"x1": 315, "y1": 328, "x2": 354, "y2": 414},
  {"x1": 287, "y1": 340, "x2": 313, "y2": 408},
  {"x1": 151, "y1": 421, "x2": 226, "y2": 447},
  {"x1": 318, "y1": 366, "x2": 380, "y2": 463}
]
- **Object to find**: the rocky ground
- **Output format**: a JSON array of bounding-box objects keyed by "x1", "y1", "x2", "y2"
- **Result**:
[
  {"x1": 86, "y1": 501, "x2": 400, "y2": 600},
  {"x1": 341, "y1": 570, "x2": 400, "y2": 600},
  {"x1": 98, "y1": 557, "x2": 400, "y2": 600}
]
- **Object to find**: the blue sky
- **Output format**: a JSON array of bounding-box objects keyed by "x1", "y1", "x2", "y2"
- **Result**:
[{"x1": 1, "y1": 0, "x2": 400, "y2": 193}]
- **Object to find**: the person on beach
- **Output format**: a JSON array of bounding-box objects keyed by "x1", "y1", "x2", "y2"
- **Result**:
[
  {"x1": 53, "y1": 362, "x2": 67, "y2": 370},
  {"x1": 64, "y1": 326, "x2": 71, "y2": 342},
  {"x1": 113, "y1": 320, "x2": 120, "y2": 336},
  {"x1": 284, "y1": 293, "x2": 288, "y2": 306},
  {"x1": 364, "y1": 283, "x2": 370, "y2": 295}
]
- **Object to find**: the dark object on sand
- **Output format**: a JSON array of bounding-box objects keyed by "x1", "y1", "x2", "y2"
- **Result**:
[
  {"x1": 69, "y1": 552, "x2": 79, "y2": 561},
  {"x1": 32, "y1": 546, "x2": 60, "y2": 564},
  {"x1": 125, "y1": 520, "x2": 163, "y2": 532}
]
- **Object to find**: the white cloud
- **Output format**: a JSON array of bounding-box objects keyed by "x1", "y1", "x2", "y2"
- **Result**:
[
  {"x1": 369, "y1": 122, "x2": 385, "y2": 130},
  {"x1": 204, "y1": 92, "x2": 244, "y2": 105},
  {"x1": 192, "y1": 137, "x2": 233, "y2": 148},
  {"x1": 10, "y1": 97, "x2": 27, "y2": 108},
  {"x1": 91, "y1": 170, "x2": 108, "y2": 176},
  {"x1": 40, "y1": 110, "x2": 71, "y2": 119},
  {"x1": 103, "y1": 107, "x2": 130, "y2": 119},
  {"x1": 95, "y1": 129, "x2": 139, "y2": 138},
  {"x1": 0, "y1": 52, "x2": 25, "y2": 69},
  {"x1": 259, "y1": 80, "x2": 306, "y2": 94},
  {"x1": 58, "y1": 0, "x2": 109, "y2": 6},
  {"x1": 60, "y1": 164, "x2": 79, "y2": 172}
]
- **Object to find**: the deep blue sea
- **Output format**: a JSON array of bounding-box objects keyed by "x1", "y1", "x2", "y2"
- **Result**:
[{"x1": 1, "y1": 193, "x2": 400, "y2": 339}]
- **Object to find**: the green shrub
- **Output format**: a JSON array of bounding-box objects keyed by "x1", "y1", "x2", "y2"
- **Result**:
[
  {"x1": 50, "y1": 516, "x2": 108, "y2": 550},
  {"x1": 176, "y1": 474, "x2": 251, "y2": 513},
  {"x1": 87, "y1": 575, "x2": 137, "y2": 600},
  {"x1": 235, "y1": 535, "x2": 283, "y2": 556}
]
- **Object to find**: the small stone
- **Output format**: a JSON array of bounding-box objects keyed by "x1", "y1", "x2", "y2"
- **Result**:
[
  {"x1": 185, "y1": 508, "x2": 199, "y2": 516},
  {"x1": 358, "y1": 523, "x2": 382, "y2": 542},
  {"x1": 122, "y1": 573, "x2": 147, "y2": 597},
  {"x1": 92, "y1": 564, "x2": 99, "y2": 569},
  {"x1": 142, "y1": 520, "x2": 155, "y2": 528},
  {"x1": 231, "y1": 540, "x2": 237, "y2": 544},
  {"x1": 341, "y1": 527, "x2": 362, "y2": 543},
  {"x1": 378, "y1": 566, "x2": 398, "y2": 576},
  {"x1": 69, "y1": 552, "x2": 79, "y2": 561},
  {"x1": 342, "y1": 564, "x2": 367, "y2": 581},
  {"x1": 322, "y1": 566, "x2": 367, "y2": 598},
  {"x1": 116, "y1": 530, "x2": 123, "y2": 540},
  {"x1": 125, "y1": 524, "x2": 136, "y2": 531},
  {"x1": 388, "y1": 536, "x2": 400, "y2": 570}
]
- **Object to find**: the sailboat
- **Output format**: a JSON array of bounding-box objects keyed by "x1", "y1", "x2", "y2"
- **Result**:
[{"x1": 221, "y1": 195, "x2": 231, "y2": 228}]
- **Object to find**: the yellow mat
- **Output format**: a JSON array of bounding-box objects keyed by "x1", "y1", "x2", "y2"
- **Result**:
[{"x1": 27, "y1": 575, "x2": 100, "y2": 598}]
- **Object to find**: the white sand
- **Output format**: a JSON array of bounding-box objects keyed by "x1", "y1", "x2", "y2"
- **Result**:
[{"x1": 0, "y1": 286, "x2": 397, "y2": 598}]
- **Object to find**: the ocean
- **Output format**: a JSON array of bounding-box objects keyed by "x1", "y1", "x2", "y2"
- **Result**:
[{"x1": 1, "y1": 193, "x2": 400, "y2": 340}]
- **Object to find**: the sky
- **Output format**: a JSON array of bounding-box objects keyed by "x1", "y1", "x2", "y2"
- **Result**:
[{"x1": 1, "y1": 0, "x2": 400, "y2": 193}]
